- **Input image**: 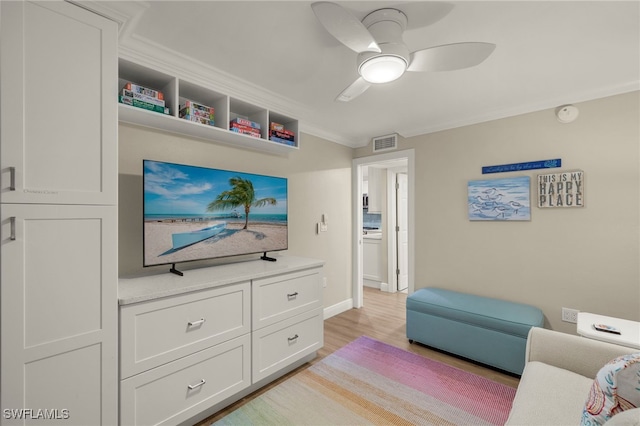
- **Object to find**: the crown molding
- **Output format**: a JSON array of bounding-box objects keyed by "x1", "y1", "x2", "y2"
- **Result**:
[
  {"x1": 399, "y1": 81, "x2": 640, "y2": 138},
  {"x1": 299, "y1": 122, "x2": 365, "y2": 148}
]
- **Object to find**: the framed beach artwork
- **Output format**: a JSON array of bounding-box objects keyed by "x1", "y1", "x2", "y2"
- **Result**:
[{"x1": 468, "y1": 176, "x2": 531, "y2": 221}]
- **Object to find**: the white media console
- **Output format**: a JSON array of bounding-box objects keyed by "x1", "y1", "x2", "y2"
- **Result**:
[{"x1": 118, "y1": 256, "x2": 324, "y2": 425}]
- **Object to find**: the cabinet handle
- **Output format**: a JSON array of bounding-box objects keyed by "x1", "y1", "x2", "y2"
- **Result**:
[
  {"x1": 187, "y1": 379, "x2": 206, "y2": 390},
  {"x1": 9, "y1": 167, "x2": 15, "y2": 191},
  {"x1": 287, "y1": 292, "x2": 298, "y2": 299},
  {"x1": 9, "y1": 217, "x2": 16, "y2": 241},
  {"x1": 288, "y1": 334, "x2": 299, "y2": 342},
  {"x1": 187, "y1": 318, "x2": 206, "y2": 327}
]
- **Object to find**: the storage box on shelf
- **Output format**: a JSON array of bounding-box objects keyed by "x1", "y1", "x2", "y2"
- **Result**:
[
  {"x1": 118, "y1": 58, "x2": 299, "y2": 154},
  {"x1": 269, "y1": 117, "x2": 297, "y2": 147}
]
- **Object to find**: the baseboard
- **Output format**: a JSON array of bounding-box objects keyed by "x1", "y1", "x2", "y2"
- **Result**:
[
  {"x1": 323, "y1": 298, "x2": 353, "y2": 319},
  {"x1": 363, "y1": 278, "x2": 381, "y2": 289}
]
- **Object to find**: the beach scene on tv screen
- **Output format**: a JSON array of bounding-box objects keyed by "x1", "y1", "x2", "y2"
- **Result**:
[{"x1": 144, "y1": 160, "x2": 288, "y2": 266}]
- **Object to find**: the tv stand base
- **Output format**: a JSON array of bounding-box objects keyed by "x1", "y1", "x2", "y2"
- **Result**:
[
  {"x1": 169, "y1": 264, "x2": 183, "y2": 276},
  {"x1": 261, "y1": 252, "x2": 277, "y2": 262}
]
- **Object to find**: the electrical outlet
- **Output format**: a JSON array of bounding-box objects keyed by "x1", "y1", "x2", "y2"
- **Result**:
[{"x1": 562, "y1": 307, "x2": 579, "y2": 323}]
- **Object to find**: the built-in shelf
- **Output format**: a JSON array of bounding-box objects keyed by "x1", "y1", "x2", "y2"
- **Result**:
[{"x1": 118, "y1": 58, "x2": 299, "y2": 155}]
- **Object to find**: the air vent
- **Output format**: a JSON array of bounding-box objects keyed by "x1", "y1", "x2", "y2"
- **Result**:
[{"x1": 372, "y1": 133, "x2": 398, "y2": 152}]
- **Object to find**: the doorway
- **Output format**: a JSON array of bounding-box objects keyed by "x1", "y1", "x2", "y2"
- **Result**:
[{"x1": 352, "y1": 149, "x2": 415, "y2": 308}]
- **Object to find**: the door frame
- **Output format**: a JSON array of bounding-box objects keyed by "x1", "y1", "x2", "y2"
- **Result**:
[{"x1": 352, "y1": 149, "x2": 415, "y2": 308}]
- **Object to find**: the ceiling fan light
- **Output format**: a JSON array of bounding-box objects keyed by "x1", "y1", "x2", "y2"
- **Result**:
[{"x1": 359, "y1": 55, "x2": 407, "y2": 84}]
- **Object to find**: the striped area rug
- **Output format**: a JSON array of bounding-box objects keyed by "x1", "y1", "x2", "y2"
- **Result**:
[{"x1": 214, "y1": 336, "x2": 517, "y2": 425}]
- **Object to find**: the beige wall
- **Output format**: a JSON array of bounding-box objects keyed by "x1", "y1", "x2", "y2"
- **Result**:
[
  {"x1": 119, "y1": 92, "x2": 639, "y2": 332},
  {"x1": 118, "y1": 125, "x2": 353, "y2": 310},
  {"x1": 355, "y1": 92, "x2": 640, "y2": 333}
]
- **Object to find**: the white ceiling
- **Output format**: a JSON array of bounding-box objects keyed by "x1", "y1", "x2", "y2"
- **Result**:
[{"x1": 90, "y1": 1, "x2": 640, "y2": 148}]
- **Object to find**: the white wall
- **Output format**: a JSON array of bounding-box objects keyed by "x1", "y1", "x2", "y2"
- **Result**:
[
  {"x1": 118, "y1": 125, "x2": 353, "y2": 310},
  {"x1": 355, "y1": 92, "x2": 640, "y2": 333}
]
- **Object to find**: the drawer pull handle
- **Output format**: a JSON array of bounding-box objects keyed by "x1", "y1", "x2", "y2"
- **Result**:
[
  {"x1": 288, "y1": 334, "x2": 299, "y2": 342},
  {"x1": 9, "y1": 217, "x2": 16, "y2": 241},
  {"x1": 188, "y1": 318, "x2": 206, "y2": 327},
  {"x1": 188, "y1": 379, "x2": 206, "y2": 390},
  {"x1": 9, "y1": 167, "x2": 16, "y2": 191},
  {"x1": 287, "y1": 292, "x2": 298, "y2": 299}
]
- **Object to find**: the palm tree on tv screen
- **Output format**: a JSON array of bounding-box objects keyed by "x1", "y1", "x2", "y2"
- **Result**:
[{"x1": 206, "y1": 176, "x2": 276, "y2": 230}]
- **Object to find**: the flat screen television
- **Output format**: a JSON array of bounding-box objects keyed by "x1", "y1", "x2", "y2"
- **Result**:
[{"x1": 143, "y1": 159, "x2": 288, "y2": 272}]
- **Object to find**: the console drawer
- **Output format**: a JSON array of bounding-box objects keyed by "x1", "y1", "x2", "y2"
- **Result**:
[
  {"x1": 120, "y1": 281, "x2": 250, "y2": 378},
  {"x1": 252, "y1": 308, "x2": 323, "y2": 382},
  {"x1": 120, "y1": 334, "x2": 250, "y2": 426},
  {"x1": 252, "y1": 267, "x2": 322, "y2": 329}
]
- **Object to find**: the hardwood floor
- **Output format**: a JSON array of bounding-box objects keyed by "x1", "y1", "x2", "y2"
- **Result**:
[{"x1": 197, "y1": 287, "x2": 520, "y2": 425}]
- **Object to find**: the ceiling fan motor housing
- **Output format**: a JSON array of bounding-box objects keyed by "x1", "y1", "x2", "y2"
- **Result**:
[{"x1": 357, "y1": 8, "x2": 410, "y2": 83}]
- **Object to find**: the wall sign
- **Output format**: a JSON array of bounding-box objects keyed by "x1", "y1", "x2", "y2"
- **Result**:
[
  {"x1": 482, "y1": 159, "x2": 561, "y2": 174},
  {"x1": 537, "y1": 170, "x2": 584, "y2": 208}
]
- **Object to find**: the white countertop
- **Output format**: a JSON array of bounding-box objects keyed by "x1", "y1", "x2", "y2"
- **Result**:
[
  {"x1": 577, "y1": 312, "x2": 640, "y2": 349},
  {"x1": 118, "y1": 255, "x2": 324, "y2": 305}
]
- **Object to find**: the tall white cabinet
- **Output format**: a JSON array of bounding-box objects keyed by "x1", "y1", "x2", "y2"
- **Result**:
[{"x1": 0, "y1": 2, "x2": 118, "y2": 424}]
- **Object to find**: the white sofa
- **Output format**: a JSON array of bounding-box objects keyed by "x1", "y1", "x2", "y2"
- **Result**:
[{"x1": 506, "y1": 327, "x2": 639, "y2": 425}]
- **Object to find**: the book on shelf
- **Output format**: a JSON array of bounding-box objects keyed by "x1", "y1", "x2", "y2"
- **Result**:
[
  {"x1": 230, "y1": 126, "x2": 261, "y2": 138},
  {"x1": 269, "y1": 136, "x2": 296, "y2": 146},
  {"x1": 230, "y1": 122, "x2": 261, "y2": 134},
  {"x1": 181, "y1": 114, "x2": 215, "y2": 126},
  {"x1": 122, "y1": 82, "x2": 164, "y2": 100},
  {"x1": 122, "y1": 89, "x2": 165, "y2": 107},
  {"x1": 230, "y1": 117, "x2": 261, "y2": 130},
  {"x1": 181, "y1": 100, "x2": 214, "y2": 114},
  {"x1": 269, "y1": 122, "x2": 295, "y2": 142},
  {"x1": 119, "y1": 95, "x2": 169, "y2": 115},
  {"x1": 269, "y1": 129, "x2": 295, "y2": 141},
  {"x1": 179, "y1": 107, "x2": 214, "y2": 120},
  {"x1": 270, "y1": 122, "x2": 284, "y2": 131},
  {"x1": 229, "y1": 123, "x2": 262, "y2": 137}
]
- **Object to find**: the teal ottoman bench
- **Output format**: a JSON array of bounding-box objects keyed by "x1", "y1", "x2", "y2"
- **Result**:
[{"x1": 406, "y1": 287, "x2": 544, "y2": 375}]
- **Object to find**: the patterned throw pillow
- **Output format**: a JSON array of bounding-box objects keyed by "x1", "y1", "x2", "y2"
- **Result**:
[{"x1": 581, "y1": 353, "x2": 640, "y2": 426}]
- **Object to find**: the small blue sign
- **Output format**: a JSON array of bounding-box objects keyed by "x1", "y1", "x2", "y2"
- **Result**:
[{"x1": 482, "y1": 159, "x2": 561, "y2": 174}]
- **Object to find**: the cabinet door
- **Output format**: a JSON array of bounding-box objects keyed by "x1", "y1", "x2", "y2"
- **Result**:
[
  {"x1": 0, "y1": 1, "x2": 117, "y2": 205},
  {"x1": 0, "y1": 204, "x2": 117, "y2": 425}
]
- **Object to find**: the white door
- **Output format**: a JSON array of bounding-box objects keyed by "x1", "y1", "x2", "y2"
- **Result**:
[
  {"x1": 0, "y1": 1, "x2": 118, "y2": 205},
  {"x1": 1, "y1": 204, "x2": 118, "y2": 425},
  {"x1": 396, "y1": 173, "x2": 409, "y2": 291}
]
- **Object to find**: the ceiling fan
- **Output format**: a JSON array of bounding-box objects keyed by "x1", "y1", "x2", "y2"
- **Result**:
[{"x1": 311, "y1": 2, "x2": 496, "y2": 102}]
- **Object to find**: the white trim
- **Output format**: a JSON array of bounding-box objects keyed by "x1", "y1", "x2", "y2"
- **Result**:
[
  {"x1": 352, "y1": 149, "x2": 415, "y2": 309},
  {"x1": 323, "y1": 298, "x2": 353, "y2": 320},
  {"x1": 399, "y1": 81, "x2": 639, "y2": 139}
]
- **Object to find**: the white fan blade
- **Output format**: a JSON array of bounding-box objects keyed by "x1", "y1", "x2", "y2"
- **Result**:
[
  {"x1": 407, "y1": 42, "x2": 496, "y2": 72},
  {"x1": 336, "y1": 77, "x2": 371, "y2": 102},
  {"x1": 311, "y1": 2, "x2": 381, "y2": 53}
]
